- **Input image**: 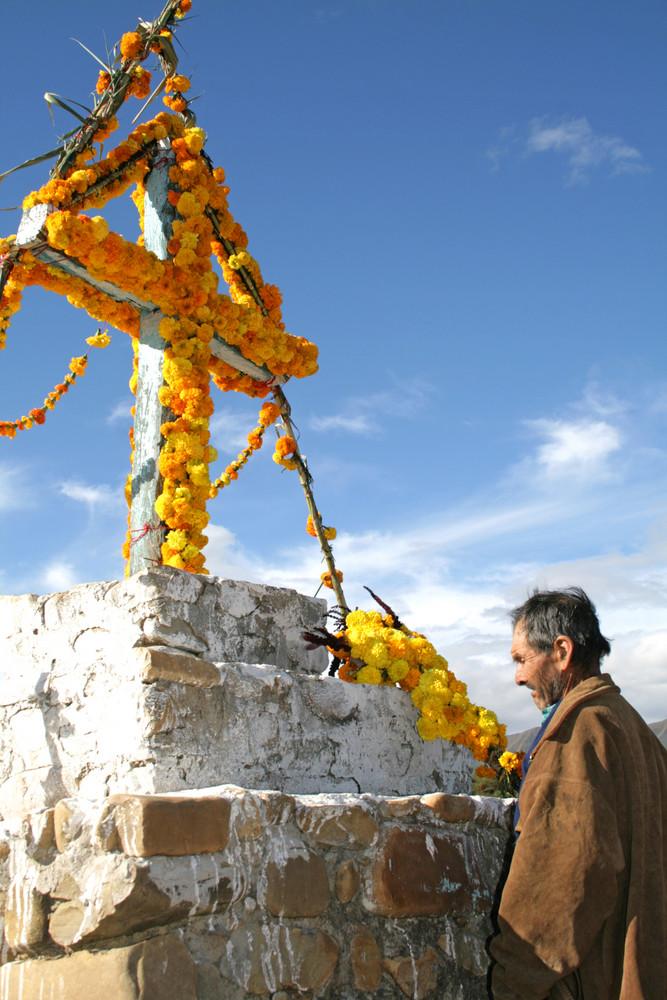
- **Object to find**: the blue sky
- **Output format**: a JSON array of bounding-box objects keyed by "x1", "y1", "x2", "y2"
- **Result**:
[{"x1": 1, "y1": 0, "x2": 665, "y2": 733}]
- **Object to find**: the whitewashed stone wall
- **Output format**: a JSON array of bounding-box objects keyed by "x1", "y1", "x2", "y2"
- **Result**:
[
  {"x1": 0, "y1": 569, "x2": 474, "y2": 822},
  {"x1": 0, "y1": 569, "x2": 510, "y2": 999}
]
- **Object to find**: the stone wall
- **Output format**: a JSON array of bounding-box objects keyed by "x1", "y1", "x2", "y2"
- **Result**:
[
  {"x1": 0, "y1": 785, "x2": 513, "y2": 999},
  {"x1": 0, "y1": 569, "x2": 513, "y2": 998}
]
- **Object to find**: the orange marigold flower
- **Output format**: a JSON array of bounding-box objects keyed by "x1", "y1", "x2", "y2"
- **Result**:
[
  {"x1": 337, "y1": 660, "x2": 356, "y2": 683},
  {"x1": 475, "y1": 765, "x2": 497, "y2": 779},
  {"x1": 96, "y1": 71, "x2": 111, "y2": 95},
  {"x1": 274, "y1": 435, "x2": 296, "y2": 458},
  {"x1": 120, "y1": 31, "x2": 144, "y2": 62},
  {"x1": 321, "y1": 570, "x2": 343, "y2": 589},
  {"x1": 165, "y1": 74, "x2": 191, "y2": 94}
]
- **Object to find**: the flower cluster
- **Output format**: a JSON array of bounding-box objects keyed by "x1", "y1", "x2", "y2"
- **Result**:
[
  {"x1": 272, "y1": 434, "x2": 298, "y2": 470},
  {"x1": 306, "y1": 513, "x2": 336, "y2": 540},
  {"x1": 209, "y1": 399, "x2": 280, "y2": 495},
  {"x1": 306, "y1": 596, "x2": 507, "y2": 763},
  {"x1": 321, "y1": 570, "x2": 343, "y2": 590},
  {"x1": 163, "y1": 73, "x2": 190, "y2": 113}
]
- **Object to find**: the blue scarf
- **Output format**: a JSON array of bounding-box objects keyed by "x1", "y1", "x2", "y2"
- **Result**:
[{"x1": 513, "y1": 700, "x2": 561, "y2": 837}]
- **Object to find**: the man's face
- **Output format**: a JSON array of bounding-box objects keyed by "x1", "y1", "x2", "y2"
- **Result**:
[{"x1": 511, "y1": 622, "x2": 564, "y2": 711}]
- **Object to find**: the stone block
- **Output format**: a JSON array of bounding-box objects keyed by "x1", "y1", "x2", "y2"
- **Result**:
[
  {"x1": 136, "y1": 646, "x2": 221, "y2": 687},
  {"x1": 296, "y1": 803, "x2": 379, "y2": 848},
  {"x1": 367, "y1": 827, "x2": 479, "y2": 916},
  {"x1": 0, "y1": 932, "x2": 196, "y2": 999},
  {"x1": 264, "y1": 840, "x2": 331, "y2": 917},
  {"x1": 350, "y1": 926, "x2": 382, "y2": 991},
  {"x1": 335, "y1": 859, "x2": 360, "y2": 903},
  {"x1": 225, "y1": 924, "x2": 339, "y2": 994},
  {"x1": 383, "y1": 945, "x2": 440, "y2": 999},
  {"x1": 109, "y1": 794, "x2": 231, "y2": 857},
  {"x1": 421, "y1": 792, "x2": 476, "y2": 824},
  {"x1": 4, "y1": 879, "x2": 47, "y2": 952},
  {"x1": 48, "y1": 854, "x2": 235, "y2": 946}
]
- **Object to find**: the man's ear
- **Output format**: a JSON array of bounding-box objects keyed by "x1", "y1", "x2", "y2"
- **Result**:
[{"x1": 553, "y1": 635, "x2": 574, "y2": 672}]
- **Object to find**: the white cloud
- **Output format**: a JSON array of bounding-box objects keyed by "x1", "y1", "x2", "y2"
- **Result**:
[
  {"x1": 488, "y1": 116, "x2": 648, "y2": 184},
  {"x1": 527, "y1": 116, "x2": 646, "y2": 181},
  {"x1": 529, "y1": 418, "x2": 622, "y2": 479},
  {"x1": 59, "y1": 481, "x2": 120, "y2": 509},
  {"x1": 40, "y1": 560, "x2": 77, "y2": 592}
]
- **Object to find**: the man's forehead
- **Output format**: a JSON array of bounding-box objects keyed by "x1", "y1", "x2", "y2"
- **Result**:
[{"x1": 510, "y1": 621, "x2": 530, "y2": 654}]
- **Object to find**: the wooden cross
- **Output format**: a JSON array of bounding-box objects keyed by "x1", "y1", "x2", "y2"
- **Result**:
[{"x1": 14, "y1": 139, "x2": 287, "y2": 575}]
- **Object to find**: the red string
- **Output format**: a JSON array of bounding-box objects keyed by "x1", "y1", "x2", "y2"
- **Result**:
[{"x1": 129, "y1": 523, "x2": 164, "y2": 547}]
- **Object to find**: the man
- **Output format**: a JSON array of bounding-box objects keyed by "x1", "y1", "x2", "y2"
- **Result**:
[{"x1": 490, "y1": 587, "x2": 666, "y2": 1000}]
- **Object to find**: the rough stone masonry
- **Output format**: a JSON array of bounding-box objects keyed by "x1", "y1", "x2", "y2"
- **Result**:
[{"x1": 0, "y1": 568, "x2": 514, "y2": 999}]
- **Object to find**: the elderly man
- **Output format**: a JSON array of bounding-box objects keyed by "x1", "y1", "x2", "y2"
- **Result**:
[{"x1": 490, "y1": 587, "x2": 666, "y2": 1000}]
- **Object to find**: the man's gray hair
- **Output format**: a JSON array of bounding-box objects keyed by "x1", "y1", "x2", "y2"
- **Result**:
[{"x1": 510, "y1": 586, "x2": 611, "y2": 673}]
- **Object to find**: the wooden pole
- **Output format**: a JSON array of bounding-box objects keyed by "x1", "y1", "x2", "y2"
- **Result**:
[{"x1": 128, "y1": 141, "x2": 176, "y2": 575}]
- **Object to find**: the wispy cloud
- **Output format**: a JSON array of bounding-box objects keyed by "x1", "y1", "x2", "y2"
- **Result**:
[
  {"x1": 488, "y1": 116, "x2": 648, "y2": 184},
  {"x1": 308, "y1": 378, "x2": 432, "y2": 437},
  {"x1": 106, "y1": 398, "x2": 133, "y2": 425},
  {"x1": 209, "y1": 407, "x2": 264, "y2": 453},
  {"x1": 0, "y1": 462, "x2": 37, "y2": 512},
  {"x1": 59, "y1": 480, "x2": 120, "y2": 509},
  {"x1": 310, "y1": 413, "x2": 379, "y2": 435}
]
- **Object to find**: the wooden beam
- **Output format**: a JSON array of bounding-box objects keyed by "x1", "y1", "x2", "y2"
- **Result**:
[{"x1": 128, "y1": 143, "x2": 175, "y2": 574}]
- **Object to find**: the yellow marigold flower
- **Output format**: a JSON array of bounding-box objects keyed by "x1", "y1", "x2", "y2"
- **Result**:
[
  {"x1": 86, "y1": 330, "x2": 111, "y2": 348},
  {"x1": 356, "y1": 665, "x2": 383, "y2": 685},
  {"x1": 69, "y1": 356, "x2": 88, "y2": 376},
  {"x1": 387, "y1": 658, "x2": 410, "y2": 683}
]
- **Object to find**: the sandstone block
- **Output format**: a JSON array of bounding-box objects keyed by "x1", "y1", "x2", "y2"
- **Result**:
[
  {"x1": 0, "y1": 932, "x2": 196, "y2": 999},
  {"x1": 48, "y1": 855, "x2": 234, "y2": 946},
  {"x1": 4, "y1": 880, "x2": 47, "y2": 952},
  {"x1": 264, "y1": 847, "x2": 330, "y2": 917},
  {"x1": 109, "y1": 794, "x2": 231, "y2": 856},
  {"x1": 54, "y1": 799, "x2": 84, "y2": 852},
  {"x1": 384, "y1": 945, "x2": 439, "y2": 999},
  {"x1": 296, "y1": 803, "x2": 379, "y2": 847},
  {"x1": 335, "y1": 859, "x2": 360, "y2": 903},
  {"x1": 28, "y1": 809, "x2": 55, "y2": 858},
  {"x1": 350, "y1": 926, "x2": 382, "y2": 991},
  {"x1": 421, "y1": 793, "x2": 476, "y2": 824},
  {"x1": 367, "y1": 827, "x2": 477, "y2": 916},
  {"x1": 136, "y1": 646, "x2": 221, "y2": 687},
  {"x1": 225, "y1": 924, "x2": 339, "y2": 994}
]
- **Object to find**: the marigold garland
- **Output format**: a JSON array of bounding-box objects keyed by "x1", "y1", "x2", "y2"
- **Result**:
[
  {"x1": 0, "y1": 330, "x2": 110, "y2": 438},
  {"x1": 208, "y1": 399, "x2": 280, "y2": 495},
  {"x1": 305, "y1": 594, "x2": 508, "y2": 763}
]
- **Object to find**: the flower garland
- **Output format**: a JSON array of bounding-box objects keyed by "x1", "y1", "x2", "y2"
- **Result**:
[
  {"x1": 209, "y1": 400, "x2": 280, "y2": 495},
  {"x1": 0, "y1": 330, "x2": 110, "y2": 438},
  {"x1": 305, "y1": 593, "x2": 507, "y2": 763}
]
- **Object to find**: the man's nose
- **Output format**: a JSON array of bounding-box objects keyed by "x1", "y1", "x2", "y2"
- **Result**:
[{"x1": 514, "y1": 664, "x2": 526, "y2": 687}]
